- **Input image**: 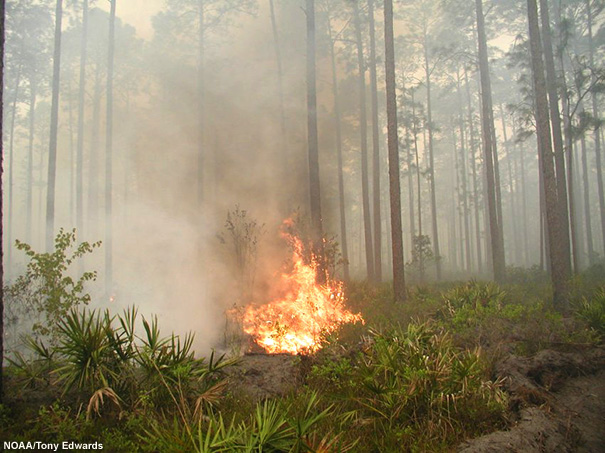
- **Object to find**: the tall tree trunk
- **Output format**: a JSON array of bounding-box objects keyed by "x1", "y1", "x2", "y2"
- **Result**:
[
  {"x1": 87, "y1": 63, "x2": 101, "y2": 239},
  {"x1": 353, "y1": 0, "x2": 375, "y2": 281},
  {"x1": 475, "y1": 0, "x2": 505, "y2": 281},
  {"x1": 306, "y1": 0, "x2": 324, "y2": 279},
  {"x1": 539, "y1": 0, "x2": 572, "y2": 274},
  {"x1": 269, "y1": 0, "x2": 288, "y2": 194},
  {"x1": 580, "y1": 132, "x2": 595, "y2": 265},
  {"x1": 457, "y1": 71, "x2": 471, "y2": 272},
  {"x1": 411, "y1": 89, "x2": 425, "y2": 281},
  {"x1": 465, "y1": 67, "x2": 483, "y2": 272},
  {"x1": 527, "y1": 0, "x2": 569, "y2": 311},
  {"x1": 403, "y1": 88, "x2": 416, "y2": 242},
  {"x1": 1, "y1": 0, "x2": 6, "y2": 403},
  {"x1": 105, "y1": 0, "x2": 116, "y2": 295},
  {"x1": 368, "y1": 0, "x2": 382, "y2": 281},
  {"x1": 197, "y1": 0, "x2": 205, "y2": 206},
  {"x1": 67, "y1": 78, "x2": 75, "y2": 226},
  {"x1": 46, "y1": 0, "x2": 63, "y2": 250},
  {"x1": 422, "y1": 27, "x2": 441, "y2": 280},
  {"x1": 384, "y1": 0, "x2": 405, "y2": 301},
  {"x1": 327, "y1": 15, "x2": 350, "y2": 281},
  {"x1": 586, "y1": 0, "x2": 605, "y2": 255},
  {"x1": 513, "y1": 118, "x2": 531, "y2": 266},
  {"x1": 27, "y1": 76, "x2": 37, "y2": 243},
  {"x1": 7, "y1": 65, "x2": 22, "y2": 272},
  {"x1": 500, "y1": 106, "x2": 520, "y2": 265},
  {"x1": 76, "y1": 0, "x2": 88, "y2": 237}
]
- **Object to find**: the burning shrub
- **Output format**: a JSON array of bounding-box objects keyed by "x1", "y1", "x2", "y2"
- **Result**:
[{"x1": 235, "y1": 221, "x2": 363, "y2": 354}]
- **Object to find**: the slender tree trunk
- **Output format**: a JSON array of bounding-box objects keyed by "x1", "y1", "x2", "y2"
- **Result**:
[
  {"x1": 7, "y1": 65, "x2": 22, "y2": 271},
  {"x1": 26, "y1": 77, "x2": 37, "y2": 243},
  {"x1": 87, "y1": 63, "x2": 101, "y2": 239},
  {"x1": 1, "y1": 0, "x2": 6, "y2": 403},
  {"x1": 197, "y1": 0, "x2": 205, "y2": 206},
  {"x1": 269, "y1": 0, "x2": 288, "y2": 193},
  {"x1": 67, "y1": 78, "x2": 76, "y2": 226},
  {"x1": 368, "y1": 0, "x2": 382, "y2": 281},
  {"x1": 513, "y1": 118, "x2": 530, "y2": 266},
  {"x1": 500, "y1": 106, "x2": 520, "y2": 265},
  {"x1": 306, "y1": 0, "x2": 324, "y2": 279},
  {"x1": 465, "y1": 67, "x2": 483, "y2": 272},
  {"x1": 581, "y1": 132, "x2": 595, "y2": 265},
  {"x1": 46, "y1": 0, "x2": 63, "y2": 250},
  {"x1": 422, "y1": 27, "x2": 441, "y2": 280},
  {"x1": 327, "y1": 15, "x2": 350, "y2": 280},
  {"x1": 586, "y1": 0, "x2": 605, "y2": 255},
  {"x1": 451, "y1": 129, "x2": 460, "y2": 271},
  {"x1": 76, "y1": 0, "x2": 88, "y2": 237},
  {"x1": 353, "y1": 0, "x2": 375, "y2": 281},
  {"x1": 572, "y1": 140, "x2": 584, "y2": 268},
  {"x1": 384, "y1": 0, "x2": 405, "y2": 301},
  {"x1": 411, "y1": 89, "x2": 425, "y2": 281},
  {"x1": 457, "y1": 72, "x2": 471, "y2": 272},
  {"x1": 475, "y1": 0, "x2": 505, "y2": 281},
  {"x1": 105, "y1": 0, "x2": 116, "y2": 295},
  {"x1": 527, "y1": 0, "x2": 569, "y2": 311},
  {"x1": 404, "y1": 100, "x2": 416, "y2": 242}
]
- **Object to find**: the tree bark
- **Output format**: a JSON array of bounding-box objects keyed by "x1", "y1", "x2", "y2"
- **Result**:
[
  {"x1": 585, "y1": 0, "x2": 605, "y2": 257},
  {"x1": 369, "y1": 0, "x2": 382, "y2": 281},
  {"x1": 105, "y1": 0, "x2": 116, "y2": 295},
  {"x1": 27, "y1": 76, "x2": 37, "y2": 243},
  {"x1": 198, "y1": 0, "x2": 205, "y2": 206},
  {"x1": 422, "y1": 27, "x2": 441, "y2": 280},
  {"x1": 327, "y1": 13, "x2": 350, "y2": 281},
  {"x1": 87, "y1": 62, "x2": 101, "y2": 239},
  {"x1": 306, "y1": 0, "x2": 324, "y2": 279},
  {"x1": 580, "y1": 132, "x2": 595, "y2": 265},
  {"x1": 1, "y1": 0, "x2": 6, "y2": 403},
  {"x1": 465, "y1": 67, "x2": 483, "y2": 273},
  {"x1": 76, "y1": 0, "x2": 88, "y2": 238},
  {"x1": 7, "y1": 65, "x2": 22, "y2": 271},
  {"x1": 527, "y1": 0, "x2": 570, "y2": 311},
  {"x1": 353, "y1": 0, "x2": 375, "y2": 281},
  {"x1": 457, "y1": 71, "x2": 471, "y2": 272},
  {"x1": 475, "y1": 0, "x2": 505, "y2": 281},
  {"x1": 269, "y1": 0, "x2": 289, "y2": 195},
  {"x1": 46, "y1": 0, "x2": 63, "y2": 250},
  {"x1": 384, "y1": 0, "x2": 406, "y2": 301},
  {"x1": 539, "y1": 0, "x2": 572, "y2": 274}
]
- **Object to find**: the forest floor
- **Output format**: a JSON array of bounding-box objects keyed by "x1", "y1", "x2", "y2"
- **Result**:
[{"x1": 227, "y1": 345, "x2": 605, "y2": 452}]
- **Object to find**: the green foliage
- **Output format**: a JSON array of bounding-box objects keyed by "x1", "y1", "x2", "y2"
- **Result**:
[
  {"x1": 55, "y1": 309, "x2": 117, "y2": 393},
  {"x1": 313, "y1": 321, "x2": 506, "y2": 451},
  {"x1": 577, "y1": 287, "x2": 605, "y2": 338},
  {"x1": 143, "y1": 390, "x2": 345, "y2": 453},
  {"x1": 6, "y1": 228, "x2": 100, "y2": 342}
]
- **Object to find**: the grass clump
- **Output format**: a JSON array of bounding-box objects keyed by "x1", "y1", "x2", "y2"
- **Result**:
[{"x1": 307, "y1": 321, "x2": 507, "y2": 451}]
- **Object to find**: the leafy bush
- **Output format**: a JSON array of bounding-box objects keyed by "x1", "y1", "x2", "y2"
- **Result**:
[{"x1": 5, "y1": 229, "x2": 100, "y2": 343}]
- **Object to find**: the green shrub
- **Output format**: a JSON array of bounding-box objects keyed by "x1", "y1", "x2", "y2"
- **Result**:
[
  {"x1": 5, "y1": 229, "x2": 100, "y2": 343},
  {"x1": 577, "y1": 287, "x2": 605, "y2": 338}
]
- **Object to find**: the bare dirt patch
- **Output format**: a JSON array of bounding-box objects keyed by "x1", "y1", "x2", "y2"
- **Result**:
[
  {"x1": 458, "y1": 346, "x2": 605, "y2": 452},
  {"x1": 225, "y1": 353, "x2": 302, "y2": 401}
]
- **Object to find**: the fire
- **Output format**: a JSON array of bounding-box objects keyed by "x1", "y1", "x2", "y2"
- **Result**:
[{"x1": 240, "y1": 222, "x2": 363, "y2": 354}]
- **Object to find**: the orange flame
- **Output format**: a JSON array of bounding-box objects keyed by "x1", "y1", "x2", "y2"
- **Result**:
[{"x1": 241, "y1": 222, "x2": 363, "y2": 354}]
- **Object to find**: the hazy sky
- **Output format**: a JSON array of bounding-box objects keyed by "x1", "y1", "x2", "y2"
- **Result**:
[{"x1": 97, "y1": 0, "x2": 164, "y2": 40}]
